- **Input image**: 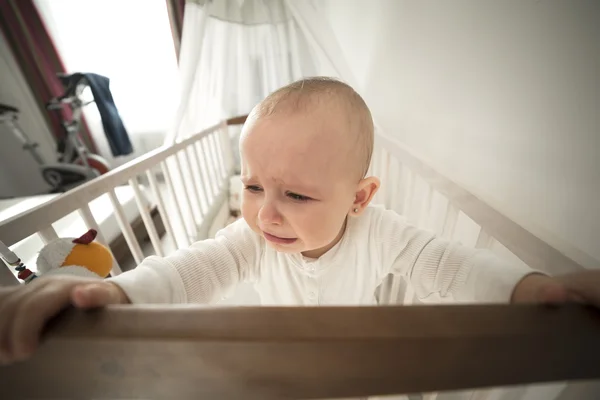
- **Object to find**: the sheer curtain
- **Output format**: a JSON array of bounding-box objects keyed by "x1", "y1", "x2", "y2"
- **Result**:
[
  {"x1": 168, "y1": 0, "x2": 317, "y2": 146},
  {"x1": 34, "y1": 0, "x2": 180, "y2": 165},
  {"x1": 168, "y1": 0, "x2": 357, "y2": 150}
]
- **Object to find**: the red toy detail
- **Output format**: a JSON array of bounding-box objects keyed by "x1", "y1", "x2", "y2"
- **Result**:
[
  {"x1": 18, "y1": 268, "x2": 33, "y2": 280},
  {"x1": 73, "y1": 229, "x2": 98, "y2": 245}
]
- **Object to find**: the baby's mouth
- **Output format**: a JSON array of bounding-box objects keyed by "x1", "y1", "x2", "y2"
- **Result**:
[{"x1": 262, "y1": 231, "x2": 297, "y2": 245}]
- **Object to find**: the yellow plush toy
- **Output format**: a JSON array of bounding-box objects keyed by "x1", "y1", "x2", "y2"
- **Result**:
[
  {"x1": 36, "y1": 229, "x2": 113, "y2": 279},
  {"x1": 1, "y1": 229, "x2": 113, "y2": 283}
]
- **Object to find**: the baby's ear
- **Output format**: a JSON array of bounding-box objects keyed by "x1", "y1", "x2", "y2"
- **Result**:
[{"x1": 352, "y1": 176, "x2": 380, "y2": 213}]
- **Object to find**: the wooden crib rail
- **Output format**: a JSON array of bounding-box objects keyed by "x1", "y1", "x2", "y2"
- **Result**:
[
  {"x1": 226, "y1": 114, "x2": 248, "y2": 126},
  {"x1": 1, "y1": 304, "x2": 599, "y2": 399}
]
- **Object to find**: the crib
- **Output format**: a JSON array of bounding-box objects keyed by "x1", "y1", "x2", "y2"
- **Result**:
[{"x1": 0, "y1": 117, "x2": 599, "y2": 399}]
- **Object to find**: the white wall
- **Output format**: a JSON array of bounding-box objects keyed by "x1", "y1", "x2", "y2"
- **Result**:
[
  {"x1": 0, "y1": 33, "x2": 55, "y2": 198},
  {"x1": 322, "y1": 0, "x2": 600, "y2": 262}
]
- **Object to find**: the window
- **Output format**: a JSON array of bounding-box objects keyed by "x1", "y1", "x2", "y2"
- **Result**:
[{"x1": 35, "y1": 0, "x2": 180, "y2": 137}]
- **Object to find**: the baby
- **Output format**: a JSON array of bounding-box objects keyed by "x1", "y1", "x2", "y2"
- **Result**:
[{"x1": 0, "y1": 77, "x2": 598, "y2": 364}]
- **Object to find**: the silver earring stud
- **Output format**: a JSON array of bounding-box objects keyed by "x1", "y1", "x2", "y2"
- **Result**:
[{"x1": 353, "y1": 208, "x2": 359, "y2": 213}]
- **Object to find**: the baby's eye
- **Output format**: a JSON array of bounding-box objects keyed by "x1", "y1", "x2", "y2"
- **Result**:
[
  {"x1": 287, "y1": 192, "x2": 311, "y2": 202},
  {"x1": 245, "y1": 185, "x2": 263, "y2": 193}
]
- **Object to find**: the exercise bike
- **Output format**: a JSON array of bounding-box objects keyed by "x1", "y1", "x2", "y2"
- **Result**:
[{"x1": 0, "y1": 74, "x2": 110, "y2": 193}]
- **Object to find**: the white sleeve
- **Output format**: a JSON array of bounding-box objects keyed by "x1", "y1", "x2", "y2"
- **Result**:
[
  {"x1": 376, "y1": 208, "x2": 537, "y2": 303},
  {"x1": 106, "y1": 219, "x2": 263, "y2": 304}
]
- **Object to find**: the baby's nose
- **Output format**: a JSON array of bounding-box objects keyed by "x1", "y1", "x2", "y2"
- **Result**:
[{"x1": 258, "y1": 202, "x2": 283, "y2": 225}]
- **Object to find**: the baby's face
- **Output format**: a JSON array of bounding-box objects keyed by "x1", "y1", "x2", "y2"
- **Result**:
[{"x1": 240, "y1": 109, "x2": 360, "y2": 258}]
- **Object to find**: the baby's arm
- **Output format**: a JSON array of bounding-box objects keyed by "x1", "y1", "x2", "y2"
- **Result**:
[
  {"x1": 375, "y1": 208, "x2": 537, "y2": 304},
  {"x1": 108, "y1": 218, "x2": 262, "y2": 304},
  {"x1": 0, "y1": 219, "x2": 262, "y2": 365}
]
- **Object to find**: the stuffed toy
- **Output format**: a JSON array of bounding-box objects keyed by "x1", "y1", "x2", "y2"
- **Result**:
[{"x1": 0, "y1": 229, "x2": 112, "y2": 284}]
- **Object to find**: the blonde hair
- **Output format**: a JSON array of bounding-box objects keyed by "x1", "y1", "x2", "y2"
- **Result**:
[{"x1": 250, "y1": 77, "x2": 374, "y2": 179}]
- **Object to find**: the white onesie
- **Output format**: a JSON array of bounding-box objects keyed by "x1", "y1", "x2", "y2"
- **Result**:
[{"x1": 108, "y1": 205, "x2": 535, "y2": 306}]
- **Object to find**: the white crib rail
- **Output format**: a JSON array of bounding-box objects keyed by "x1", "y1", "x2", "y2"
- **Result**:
[
  {"x1": 0, "y1": 121, "x2": 235, "y2": 286},
  {"x1": 372, "y1": 132, "x2": 597, "y2": 273}
]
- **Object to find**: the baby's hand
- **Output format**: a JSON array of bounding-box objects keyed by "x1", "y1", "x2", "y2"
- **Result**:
[
  {"x1": 512, "y1": 270, "x2": 600, "y2": 307},
  {"x1": 0, "y1": 275, "x2": 129, "y2": 365}
]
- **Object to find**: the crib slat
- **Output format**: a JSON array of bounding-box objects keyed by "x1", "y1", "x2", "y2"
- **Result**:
[
  {"x1": 395, "y1": 162, "x2": 407, "y2": 212},
  {"x1": 174, "y1": 154, "x2": 200, "y2": 240},
  {"x1": 2, "y1": 305, "x2": 599, "y2": 399},
  {"x1": 366, "y1": 150, "x2": 375, "y2": 177},
  {"x1": 200, "y1": 137, "x2": 220, "y2": 197},
  {"x1": 208, "y1": 132, "x2": 226, "y2": 183},
  {"x1": 219, "y1": 121, "x2": 234, "y2": 174},
  {"x1": 174, "y1": 152, "x2": 201, "y2": 228},
  {"x1": 386, "y1": 158, "x2": 400, "y2": 211},
  {"x1": 368, "y1": 144, "x2": 381, "y2": 204},
  {"x1": 370, "y1": 146, "x2": 382, "y2": 204},
  {"x1": 161, "y1": 162, "x2": 191, "y2": 247},
  {"x1": 418, "y1": 185, "x2": 434, "y2": 228},
  {"x1": 204, "y1": 134, "x2": 220, "y2": 189},
  {"x1": 107, "y1": 189, "x2": 145, "y2": 265},
  {"x1": 129, "y1": 178, "x2": 163, "y2": 258},
  {"x1": 188, "y1": 144, "x2": 210, "y2": 212},
  {"x1": 403, "y1": 169, "x2": 416, "y2": 219},
  {"x1": 78, "y1": 205, "x2": 109, "y2": 246},
  {"x1": 194, "y1": 141, "x2": 215, "y2": 202},
  {"x1": 211, "y1": 129, "x2": 227, "y2": 180},
  {"x1": 379, "y1": 149, "x2": 390, "y2": 207},
  {"x1": 146, "y1": 170, "x2": 177, "y2": 250},
  {"x1": 78, "y1": 205, "x2": 122, "y2": 276},
  {"x1": 37, "y1": 225, "x2": 59, "y2": 245},
  {"x1": 441, "y1": 202, "x2": 459, "y2": 239},
  {"x1": 184, "y1": 147, "x2": 207, "y2": 217},
  {"x1": 372, "y1": 145, "x2": 381, "y2": 176}
]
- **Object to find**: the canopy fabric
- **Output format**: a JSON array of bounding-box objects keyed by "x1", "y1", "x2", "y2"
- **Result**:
[{"x1": 164, "y1": 0, "x2": 364, "y2": 146}]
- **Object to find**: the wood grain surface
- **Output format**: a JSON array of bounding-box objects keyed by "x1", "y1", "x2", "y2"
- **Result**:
[{"x1": 1, "y1": 304, "x2": 599, "y2": 399}]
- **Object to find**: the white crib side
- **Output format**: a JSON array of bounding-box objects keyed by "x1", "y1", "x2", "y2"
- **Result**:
[
  {"x1": 0, "y1": 120, "x2": 236, "y2": 285},
  {"x1": 369, "y1": 131, "x2": 599, "y2": 400}
]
